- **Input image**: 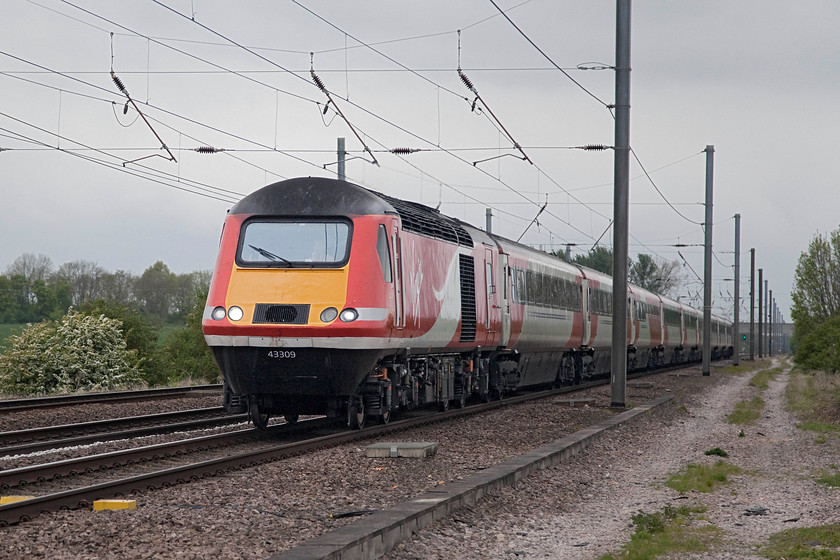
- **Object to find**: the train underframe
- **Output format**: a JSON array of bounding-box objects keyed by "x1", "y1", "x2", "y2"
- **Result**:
[{"x1": 215, "y1": 340, "x2": 732, "y2": 430}]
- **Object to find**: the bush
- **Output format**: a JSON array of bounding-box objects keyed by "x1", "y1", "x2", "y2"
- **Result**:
[
  {"x1": 0, "y1": 309, "x2": 143, "y2": 395},
  {"x1": 158, "y1": 284, "x2": 219, "y2": 385},
  {"x1": 78, "y1": 299, "x2": 167, "y2": 386},
  {"x1": 794, "y1": 316, "x2": 840, "y2": 373}
]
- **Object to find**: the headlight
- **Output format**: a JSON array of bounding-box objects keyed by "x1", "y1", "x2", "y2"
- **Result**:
[
  {"x1": 211, "y1": 306, "x2": 226, "y2": 321},
  {"x1": 339, "y1": 308, "x2": 358, "y2": 322},
  {"x1": 320, "y1": 307, "x2": 338, "y2": 322},
  {"x1": 228, "y1": 306, "x2": 244, "y2": 321}
]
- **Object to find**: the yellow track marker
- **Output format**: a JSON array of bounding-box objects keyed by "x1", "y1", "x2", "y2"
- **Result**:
[
  {"x1": 93, "y1": 499, "x2": 137, "y2": 511},
  {"x1": 0, "y1": 496, "x2": 35, "y2": 505}
]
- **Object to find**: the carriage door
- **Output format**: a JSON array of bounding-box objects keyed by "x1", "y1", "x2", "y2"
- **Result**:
[
  {"x1": 484, "y1": 247, "x2": 496, "y2": 335},
  {"x1": 392, "y1": 227, "x2": 404, "y2": 329},
  {"x1": 499, "y1": 254, "x2": 511, "y2": 346},
  {"x1": 581, "y1": 279, "x2": 591, "y2": 347}
]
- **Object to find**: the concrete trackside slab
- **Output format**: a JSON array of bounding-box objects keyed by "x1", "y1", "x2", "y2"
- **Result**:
[
  {"x1": 267, "y1": 395, "x2": 673, "y2": 560},
  {"x1": 365, "y1": 442, "x2": 439, "y2": 458}
]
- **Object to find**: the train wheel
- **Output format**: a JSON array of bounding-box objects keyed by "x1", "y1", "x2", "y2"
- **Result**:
[
  {"x1": 378, "y1": 407, "x2": 391, "y2": 425},
  {"x1": 455, "y1": 389, "x2": 467, "y2": 409},
  {"x1": 283, "y1": 414, "x2": 299, "y2": 425},
  {"x1": 348, "y1": 399, "x2": 366, "y2": 430},
  {"x1": 250, "y1": 404, "x2": 270, "y2": 429},
  {"x1": 437, "y1": 398, "x2": 450, "y2": 412}
]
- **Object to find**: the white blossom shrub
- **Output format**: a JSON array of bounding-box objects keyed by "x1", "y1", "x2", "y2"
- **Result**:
[{"x1": 0, "y1": 309, "x2": 143, "y2": 395}]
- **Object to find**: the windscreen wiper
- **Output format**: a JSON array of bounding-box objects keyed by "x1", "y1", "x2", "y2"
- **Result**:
[{"x1": 248, "y1": 244, "x2": 293, "y2": 266}]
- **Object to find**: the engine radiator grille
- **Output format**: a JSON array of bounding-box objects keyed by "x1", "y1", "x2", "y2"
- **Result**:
[
  {"x1": 459, "y1": 254, "x2": 477, "y2": 342},
  {"x1": 252, "y1": 304, "x2": 310, "y2": 324}
]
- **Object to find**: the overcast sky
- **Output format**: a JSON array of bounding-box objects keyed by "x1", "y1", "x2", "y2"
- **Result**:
[{"x1": 3, "y1": 0, "x2": 838, "y2": 321}]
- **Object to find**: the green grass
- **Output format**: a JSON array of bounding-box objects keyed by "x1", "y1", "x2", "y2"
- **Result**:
[
  {"x1": 749, "y1": 368, "x2": 779, "y2": 390},
  {"x1": 0, "y1": 323, "x2": 26, "y2": 352},
  {"x1": 786, "y1": 371, "x2": 840, "y2": 444},
  {"x1": 761, "y1": 524, "x2": 840, "y2": 559},
  {"x1": 727, "y1": 396, "x2": 765, "y2": 425},
  {"x1": 719, "y1": 359, "x2": 771, "y2": 375},
  {"x1": 704, "y1": 447, "x2": 729, "y2": 458},
  {"x1": 815, "y1": 469, "x2": 840, "y2": 487},
  {"x1": 797, "y1": 421, "x2": 839, "y2": 434},
  {"x1": 666, "y1": 460, "x2": 742, "y2": 493},
  {"x1": 598, "y1": 505, "x2": 718, "y2": 560}
]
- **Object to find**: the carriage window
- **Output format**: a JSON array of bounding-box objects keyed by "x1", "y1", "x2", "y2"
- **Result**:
[
  {"x1": 238, "y1": 219, "x2": 351, "y2": 268},
  {"x1": 376, "y1": 225, "x2": 392, "y2": 282}
]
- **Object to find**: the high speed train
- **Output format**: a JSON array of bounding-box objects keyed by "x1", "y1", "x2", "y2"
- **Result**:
[{"x1": 202, "y1": 177, "x2": 732, "y2": 428}]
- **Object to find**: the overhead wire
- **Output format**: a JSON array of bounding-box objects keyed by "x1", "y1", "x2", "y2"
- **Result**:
[
  {"x1": 0, "y1": 119, "x2": 240, "y2": 204},
  {"x1": 0, "y1": 53, "x2": 296, "y2": 186},
  {"x1": 148, "y1": 0, "x2": 586, "y2": 245},
  {"x1": 30, "y1": 2, "x2": 711, "y2": 264},
  {"x1": 487, "y1": 0, "x2": 610, "y2": 108}
]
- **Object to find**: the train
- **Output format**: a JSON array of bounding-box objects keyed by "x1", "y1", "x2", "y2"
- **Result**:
[{"x1": 202, "y1": 177, "x2": 733, "y2": 429}]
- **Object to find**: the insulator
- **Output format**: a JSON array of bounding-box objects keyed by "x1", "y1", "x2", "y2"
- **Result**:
[
  {"x1": 310, "y1": 70, "x2": 327, "y2": 93},
  {"x1": 581, "y1": 144, "x2": 610, "y2": 151},
  {"x1": 458, "y1": 68, "x2": 476, "y2": 92},
  {"x1": 390, "y1": 148, "x2": 419, "y2": 155},
  {"x1": 110, "y1": 71, "x2": 127, "y2": 94},
  {"x1": 194, "y1": 146, "x2": 222, "y2": 154}
]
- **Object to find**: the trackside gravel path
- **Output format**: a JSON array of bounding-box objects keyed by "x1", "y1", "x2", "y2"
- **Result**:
[{"x1": 385, "y1": 359, "x2": 840, "y2": 559}]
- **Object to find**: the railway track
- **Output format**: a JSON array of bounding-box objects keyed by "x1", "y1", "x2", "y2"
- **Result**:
[
  {"x1": 0, "y1": 377, "x2": 612, "y2": 526},
  {"x1": 0, "y1": 384, "x2": 222, "y2": 413},
  {"x1": 0, "y1": 407, "x2": 248, "y2": 455}
]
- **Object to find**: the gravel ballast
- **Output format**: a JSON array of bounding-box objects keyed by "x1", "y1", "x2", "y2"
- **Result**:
[{"x1": 2, "y1": 359, "x2": 837, "y2": 559}]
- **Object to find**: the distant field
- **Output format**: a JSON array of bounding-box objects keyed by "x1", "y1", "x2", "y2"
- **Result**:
[{"x1": 0, "y1": 324, "x2": 26, "y2": 351}]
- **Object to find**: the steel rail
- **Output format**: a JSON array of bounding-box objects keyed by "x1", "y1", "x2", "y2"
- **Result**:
[
  {"x1": 0, "y1": 384, "x2": 222, "y2": 412},
  {"x1": 0, "y1": 406, "x2": 232, "y2": 446},
  {"x1": 0, "y1": 413, "x2": 249, "y2": 456}
]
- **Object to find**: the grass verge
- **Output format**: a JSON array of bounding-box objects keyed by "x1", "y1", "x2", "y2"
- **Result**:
[
  {"x1": 719, "y1": 359, "x2": 771, "y2": 375},
  {"x1": 786, "y1": 370, "x2": 840, "y2": 443},
  {"x1": 815, "y1": 467, "x2": 840, "y2": 487},
  {"x1": 0, "y1": 323, "x2": 26, "y2": 352},
  {"x1": 598, "y1": 505, "x2": 718, "y2": 560},
  {"x1": 761, "y1": 524, "x2": 840, "y2": 559},
  {"x1": 666, "y1": 460, "x2": 742, "y2": 493},
  {"x1": 749, "y1": 367, "x2": 780, "y2": 390},
  {"x1": 727, "y1": 396, "x2": 765, "y2": 425}
]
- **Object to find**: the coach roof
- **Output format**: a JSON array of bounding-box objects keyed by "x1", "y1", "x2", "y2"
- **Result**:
[
  {"x1": 231, "y1": 177, "x2": 473, "y2": 248},
  {"x1": 230, "y1": 177, "x2": 392, "y2": 217}
]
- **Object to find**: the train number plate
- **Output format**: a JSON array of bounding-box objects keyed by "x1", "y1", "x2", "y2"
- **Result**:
[{"x1": 267, "y1": 350, "x2": 297, "y2": 359}]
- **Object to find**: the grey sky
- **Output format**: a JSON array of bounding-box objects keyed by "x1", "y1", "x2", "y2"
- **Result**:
[{"x1": 3, "y1": 0, "x2": 838, "y2": 320}]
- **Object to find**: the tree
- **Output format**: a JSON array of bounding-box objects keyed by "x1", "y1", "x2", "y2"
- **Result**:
[
  {"x1": 791, "y1": 228, "x2": 840, "y2": 343},
  {"x1": 135, "y1": 261, "x2": 176, "y2": 323},
  {"x1": 571, "y1": 246, "x2": 618, "y2": 275},
  {"x1": 53, "y1": 260, "x2": 106, "y2": 306},
  {"x1": 159, "y1": 281, "x2": 219, "y2": 383},
  {"x1": 171, "y1": 271, "x2": 212, "y2": 322},
  {"x1": 5, "y1": 253, "x2": 53, "y2": 284},
  {"x1": 0, "y1": 275, "x2": 28, "y2": 323},
  {"x1": 99, "y1": 270, "x2": 137, "y2": 305},
  {"x1": 4, "y1": 253, "x2": 55, "y2": 317},
  {"x1": 793, "y1": 315, "x2": 840, "y2": 372},
  {"x1": 630, "y1": 254, "x2": 683, "y2": 297}
]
